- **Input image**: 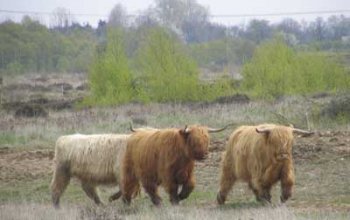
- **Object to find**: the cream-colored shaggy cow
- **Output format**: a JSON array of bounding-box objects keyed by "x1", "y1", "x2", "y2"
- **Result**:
[
  {"x1": 50, "y1": 134, "x2": 129, "y2": 208},
  {"x1": 217, "y1": 124, "x2": 313, "y2": 204}
]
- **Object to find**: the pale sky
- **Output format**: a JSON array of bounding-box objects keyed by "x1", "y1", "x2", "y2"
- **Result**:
[{"x1": 1, "y1": 0, "x2": 350, "y2": 26}]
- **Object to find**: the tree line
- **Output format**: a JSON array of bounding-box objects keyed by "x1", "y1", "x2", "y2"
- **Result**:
[
  {"x1": 1, "y1": 0, "x2": 350, "y2": 75},
  {"x1": 0, "y1": 0, "x2": 349, "y2": 104}
]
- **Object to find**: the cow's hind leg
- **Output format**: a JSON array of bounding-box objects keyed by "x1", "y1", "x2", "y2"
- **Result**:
[
  {"x1": 109, "y1": 190, "x2": 122, "y2": 202},
  {"x1": 121, "y1": 174, "x2": 139, "y2": 205},
  {"x1": 50, "y1": 163, "x2": 70, "y2": 209},
  {"x1": 81, "y1": 182, "x2": 102, "y2": 205},
  {"x1": 217, "y1": 165, "x2": 236, "y2": 205}
]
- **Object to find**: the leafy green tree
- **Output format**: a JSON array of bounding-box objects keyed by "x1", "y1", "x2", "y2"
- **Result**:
[
  {"x1": 135, "y1": 27, "x2": 201, "y2": 102},
  {"x1": 0, "y1": 17, "x2": 97, "y2": 75},
  {"x1": 86, "y1": 28, "x2": 133, "y2": 105}
]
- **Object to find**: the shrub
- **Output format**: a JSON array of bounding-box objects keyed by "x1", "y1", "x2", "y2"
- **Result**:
[
  {"x1": 241, "y1": 37, "x2": 350, "y2": 99},
  {"x1": 321, "y1": 94, "x2": 350, "y2": 122}
]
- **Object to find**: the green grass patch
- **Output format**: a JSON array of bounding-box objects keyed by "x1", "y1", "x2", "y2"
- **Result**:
[
  {"x1": 0, "y1": 133, "x2": 26, "y2": 146},
  {"x1": 0, "y1": 177, "x2": 87, "y2": 204}
]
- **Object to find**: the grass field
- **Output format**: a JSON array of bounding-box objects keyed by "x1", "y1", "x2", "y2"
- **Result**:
[{"x1": 0, "y1": 74, "x2": 349, "y2": 219}]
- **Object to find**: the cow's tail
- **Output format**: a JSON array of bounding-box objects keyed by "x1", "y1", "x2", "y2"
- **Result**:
[{"x1": 132, "y1": 183, "x2": 141, "y2": 198}]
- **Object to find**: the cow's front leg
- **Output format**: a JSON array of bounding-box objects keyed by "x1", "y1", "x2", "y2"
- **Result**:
[
  {"x1": 178, "y1": 176, "x2": 195, "y2": 201},
  {"x1": 260, "y1": 185, "x2": 272, "y2": 203},
  {"x1": 251, "y1": 178, "x2": 272, "y2": 203},
  {"x1": 280, "y1": 162, "x2": 295, "y2": 203},
  {"x1": 166, "y1": 182, "x2": 180, "y2": 205}
]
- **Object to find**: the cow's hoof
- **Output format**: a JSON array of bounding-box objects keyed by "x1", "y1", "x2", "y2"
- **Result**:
[
  {"x1": 280, "y1": 195, "x2": 288, "y2": 203},
  {"x1": 217, "y1": 192, "x2": 225, "y2": 205},
  {"x1": 122, "y1": 197, "x2": 131, "y2": 205}
]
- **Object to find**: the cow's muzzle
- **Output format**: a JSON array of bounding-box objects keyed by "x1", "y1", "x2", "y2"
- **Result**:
[
  {"x1": 195, "y1": 153, "x2": 208, "y2": 161},
  {"x1": 276, "y1": 153, "x2": 290, "y2": 161}
]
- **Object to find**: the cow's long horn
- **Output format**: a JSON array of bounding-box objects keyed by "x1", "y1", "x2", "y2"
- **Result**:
[
  {"x1": 292, "y1": 128, "x2": 314, "y2": 136},
  {"x1": 130, "y1": 122, "x2": 147, "y2": 132},
  {"x1": 208, "y1": 123, "x2": 235, "y2": 133}
]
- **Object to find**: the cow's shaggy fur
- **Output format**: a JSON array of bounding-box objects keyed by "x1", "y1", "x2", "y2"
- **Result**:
[
  {"x1": 217, "y1": 124, "x2": 311, "y2": 204},
  {"x1": 50, "y1": 134, "x2": 129, "y2": 208},
  {"x1": 121, "y1": 125, "x2": 210, "y2": 206}
]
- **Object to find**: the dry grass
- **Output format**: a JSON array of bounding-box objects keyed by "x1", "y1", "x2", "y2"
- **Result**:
[
  {"x1": 0, "y1": 73, "x2": 349, "y2": 219},
  {"x1": 0, "y1": 203, "x2": 304, "y2": 220},
  {"x1": 2, "y1": 98, "x2": 348, "y2": 149},
  {"x1": 0, "y1": 202, "x2": 349, "y2": 220}
]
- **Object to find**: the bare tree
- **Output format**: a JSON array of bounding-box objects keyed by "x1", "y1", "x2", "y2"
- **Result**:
[
  {"x1": 108, "y1": 4, "x2": 129, "y2": 28},
  {"x1": 310, "y1": 17, "x2": 326, "y2": 41},
  {"x1": 50, "y1": 7, "x2": 74, "y2": 29}
]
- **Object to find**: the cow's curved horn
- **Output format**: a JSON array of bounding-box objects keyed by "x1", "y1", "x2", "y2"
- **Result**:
[
  {"x1": 292, "y1": 128, "x2": 314, "y2": 136},
  {"x1": 129, "y1": 122, "x2": 137, "y2": 132},
  {"x1": 184, "y1": 125, "x2": 190, "y2": 133},
  {"x1": 129, "y1": 122, "x2": 147, "y2": 132},
  {"x1": 256, "y1": 127, "x2": 271, "y2": 134},
  {"x1": 208, "y1": 123, "x2": 235, "y2": 133}
]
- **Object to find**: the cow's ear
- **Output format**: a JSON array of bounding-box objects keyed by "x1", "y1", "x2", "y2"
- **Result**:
[{"x1": 179, "y1": 125, "x2": 190, "y2": 138}]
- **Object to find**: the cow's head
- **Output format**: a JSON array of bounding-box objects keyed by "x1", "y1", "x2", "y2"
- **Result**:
[
  {"x1": 256, "y1": 125, "x2": 313, "y2": 161},
  {"x1": 180, "y1": 125, "x2": 210, "y2": 161},
  {"x1": 180, "y1": 124, "x2": 232, "y2": 160}
]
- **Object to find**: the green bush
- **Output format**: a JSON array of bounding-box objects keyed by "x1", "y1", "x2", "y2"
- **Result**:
[
  {"x1": 6, "y1": 61, "x2": 24, "y2": 75},
  {"x1": 241, "y1": 38, "x2": 350, "y2": 99},
  {"x1": 84, "y1": 26, "x2": 237, "y2": 106},
  {"x1": 200, "y1": 75, "x2": 238, "y2": 101}
]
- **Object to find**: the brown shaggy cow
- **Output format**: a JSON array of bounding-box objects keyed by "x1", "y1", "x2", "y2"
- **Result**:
[
  {"x1": 121, "y1": 124, "x2": 229, "y2": 206},
  {"x1": 217, "y1": 124, "x2": 313, "y2": 204}
]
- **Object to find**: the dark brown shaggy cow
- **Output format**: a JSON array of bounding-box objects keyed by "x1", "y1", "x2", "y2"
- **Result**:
[
  {"x1": 216, "y1": 124, "x2": 313, "y2": 205},
  {"x1": 121, "y1": 124, "x2": 228, "y2": 206}
]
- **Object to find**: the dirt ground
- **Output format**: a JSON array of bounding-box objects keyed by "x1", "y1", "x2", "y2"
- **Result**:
[
  {"x1": 0, "y1": 130, "x2": 349, "y2": 210},
  {"x1": 0, "y1": 149, "x2": 54, "y2": 184}
]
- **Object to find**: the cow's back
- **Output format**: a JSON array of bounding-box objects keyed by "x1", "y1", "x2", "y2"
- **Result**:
[
  {"x1": 227, "y1": 126, "x2": 264, "y2": 181},
  {"x1": 55, "y1": 134, "x2": 129, "y2": 184},
  {"x1": 126, "y1": 130, "x2": 164, "y2": 179},
  {"x1": 126, "y1": 129, "x2": 183, "y2": 183}
]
